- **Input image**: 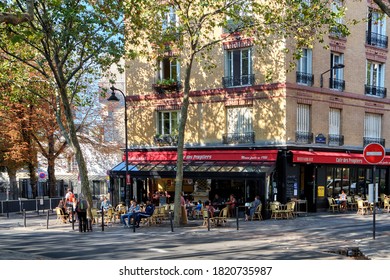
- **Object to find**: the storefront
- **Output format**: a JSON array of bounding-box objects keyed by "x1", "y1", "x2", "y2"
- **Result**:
[
  {"x1": 283, "y1": 149, "x2": 390, "y2": 212},
  {"x1": 108, "y1": 148, "x2": 278, "y2": 215}
]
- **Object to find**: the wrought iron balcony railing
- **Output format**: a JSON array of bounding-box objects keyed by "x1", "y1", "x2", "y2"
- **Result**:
[
  {"x1": 364, "y1": 85, "x2": 387, "y2": 98},
  {"x1": 363, "y1": 137, "x2": 385, "y2": 147},
  {"x1": 366, "y1": 31, "x2": 388, "y2": 49},
  {"x1": 295, "y1": 131, "x2": 313, "y2": 144},
  {"x1": 296, "y1": 71, "x2": 314, "y2": 86},
  {"x1": 222, "y1": 132, "x2": 255, "y2": 144},
  {"x1": 328, "y1": 134, "x2": 344, "y2": 146},
  {"x1": 329, "y1": 78, "x2": 345, "y2": 91},
  {"x1": 222, "y1": 74, "x2": 255, "y2": 88}
]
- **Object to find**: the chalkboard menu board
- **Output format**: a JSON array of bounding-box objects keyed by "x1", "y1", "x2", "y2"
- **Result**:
[{"x1": 286, "y1": 175, "x2": 298, "y2": 199}]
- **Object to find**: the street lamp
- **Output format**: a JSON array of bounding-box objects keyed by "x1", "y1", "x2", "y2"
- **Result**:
[
  {"x1": 107, "y1": 86, "x2": 130, "y2": 207},
  {"x1": 320, "y1": 63, "x2": 345, "y2": 88}
]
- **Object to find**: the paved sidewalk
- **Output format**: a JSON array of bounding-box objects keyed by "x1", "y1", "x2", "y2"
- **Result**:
[{"x1": 0, "y1": 210, "x2": 389, "y2": 260}]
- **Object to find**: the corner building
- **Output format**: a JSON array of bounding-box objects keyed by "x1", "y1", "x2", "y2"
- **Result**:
[{"x1": 109, "y1": 0, "x2": 390, "y2": 216}]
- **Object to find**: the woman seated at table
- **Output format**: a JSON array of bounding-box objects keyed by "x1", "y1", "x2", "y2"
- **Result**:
[
  {"x1": 226, "y1": 194, "x2": 237, "y2": 217},
  {"x1": 339, "y1": 190, "x2": 347, "y2": 210},
  {"x1": 204, "y1": 200, "x2": 215, "y2": 217}
]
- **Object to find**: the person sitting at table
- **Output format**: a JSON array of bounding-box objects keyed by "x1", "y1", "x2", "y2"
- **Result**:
[
  {"x1": 212, "y1": 194, "x2": 223, "y2": 207},
  {"x1": 204, "y1": 200, "x2": 215, "y2": 217},
  {"x1": 226, "y1": 194, "x2": 237, "y2": 217},
  {"x1": 339, "y1": 190, "x2": 347, "y2": 211},
  {"x1": 191, "y1": 200, "x2": 203, "y2": 219},
  {"x1": 245, "y1": 195, "x2": 261, "y2": 221},
  {"x1": 134, "y1": 200, "x2": 155, "y2": 227},
  {"x1": 121, "y1": 200, "x2": 140, "y2": 227},
  {"x1": 100, "y1": 196, "x2": 111, "y2": 211}
]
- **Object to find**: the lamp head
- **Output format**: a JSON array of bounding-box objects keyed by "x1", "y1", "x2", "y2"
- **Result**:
[
  {"x1": 332, "y1": 64, "x2": 345, "y2": 69},
  {"x1": 107, "y1": 88, "x2": 120, "y2": 102}
]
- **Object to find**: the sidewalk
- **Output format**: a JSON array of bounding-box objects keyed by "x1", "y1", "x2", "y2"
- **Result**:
[{"x1": 0, "y1": 210, "x2": 389, "y2": 260}]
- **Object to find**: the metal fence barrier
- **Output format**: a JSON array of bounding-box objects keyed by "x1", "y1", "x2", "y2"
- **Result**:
[{"x1": 0, "y1": 198, "x2": 62, "y2": 215}]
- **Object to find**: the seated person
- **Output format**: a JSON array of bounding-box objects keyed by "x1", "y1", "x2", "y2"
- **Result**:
[
  {"x1": 100, "y1": 196, "x2": 111, "y2": 211},
  {"x1": 134, "y1": 200, "x2": 155, "y2": 227},
  {"x1": 212, "y1": 194, "x2": 223, "y2": 207},
  {"x1": 339, "y1": 190, "x2": 347, "y2": 210},
  {"x1": 204, "y1": 200, "x2": 215, "y2": 217},
  {"x1": 191, "y1": 200, "x2": 203, "y2": 219},
  {"x1": 245, "y1": 195, "x2": 261, "y2": 221},
  {"x1": 120, "y1": 200, "x2": 140, "y2": 227},
  {"x1": 226, "y1": 194, "x2": 237, "y2": 217}
]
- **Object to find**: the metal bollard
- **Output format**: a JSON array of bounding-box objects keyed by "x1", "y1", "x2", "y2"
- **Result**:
[
  {"x1": 101, "y1": 206, "x2": 104, "y2": 231},
  {"x1": 133, "y1": 213, "x2": 136, "y2": 233},
  {"x1": 207, "y1": 210, "x2": 210, "y2": 231},
  {"x1": 23, "y1": 209, "x2": 26, "y2": 227},
  {"x1": 236, "y1": 206, "x2": 239, "y2": 230},
  {"x1": 72, "y1": 210, "x2": 75, "y2": 230},
  {"x1": 169, "y1": 211, "x2": 174, "y2": 232},
  {"x1": 6, "y1": 201, "x2": 9, "y2": 219},
  {"x1": 46, "y1": 211, "x2": 49, "y2": 229}
]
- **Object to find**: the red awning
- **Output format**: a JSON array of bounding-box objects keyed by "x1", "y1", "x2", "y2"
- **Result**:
[
  {"x1": 292, "y1": 150, "x2": 390, "y2": 165},
  {"x1": 124, "y1": 149, "x2": 278, "y2": 163}
]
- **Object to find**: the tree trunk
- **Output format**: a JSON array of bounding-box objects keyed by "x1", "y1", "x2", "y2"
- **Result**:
[
  {"x1": 173, "y1": 57, "x2": 194, "y2": 226},
  {"x1": 7, "y1": 168, "x2": 18, "y2": 200},
  {"x1": 58, "y1": 86, "x2": 92, "y2": 218},
  {"x1": 47, "y1": 133, "x2": 57, "y2": 197}
]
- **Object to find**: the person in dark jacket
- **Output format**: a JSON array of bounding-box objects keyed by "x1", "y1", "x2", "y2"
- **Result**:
[{"x1": 134, "y1": 200, "x2": 155, "y2": 227}]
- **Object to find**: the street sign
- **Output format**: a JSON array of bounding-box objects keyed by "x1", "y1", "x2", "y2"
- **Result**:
[{"x1": 363, "y1": 143, "x2": 385, "y2": 164}]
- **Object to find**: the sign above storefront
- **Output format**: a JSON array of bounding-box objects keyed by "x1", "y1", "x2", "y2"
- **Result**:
[
  {"x1": 123, "y1": 149, "x2": 278, "y2": 163},
  {"x1": 292, "y1": 150, "x2": 390, "y2": 165}
]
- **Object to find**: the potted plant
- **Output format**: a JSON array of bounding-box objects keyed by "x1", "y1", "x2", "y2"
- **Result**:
[{"x1": 152, "y1": 79, "x2": 181, "y2": 94}]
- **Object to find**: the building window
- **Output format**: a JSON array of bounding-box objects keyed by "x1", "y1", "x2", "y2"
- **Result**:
[
  {"x1": 224, "y1": 107, "x2": 254, "y2": 144},
  {"x1": 157, "y1": 57, "x2": 180, "y2": 82},
  {"x1": 162, "y1": 6, "x2": 177, "y2": 31},
  {"x1": 329, "y1": 108, "x2": 344, "y2": 146},
  {"x1": 296, "y1": 104, "x2": 312, "y2": 143},
  {"x1": 330, "y1": 52, "x2": 345, "y2": 91},
  {"x1": 365, "y1": 61, "x2": 386, "y2": 97},
  {"x1": 223, "y1": 48, "x2": 253, "y2": 87},
  {"x1": 157, "y1": 111, "x2": 180, "y2": 135},
  {"x1": 296, "y1": 48, "x2": 313, "y2": 86},
  {"x1": 364, "y1": 113, "x2": 384, "y2": 146},
  {"x1": 367, "y1": 9, "x2": 388, "y2": 48}
]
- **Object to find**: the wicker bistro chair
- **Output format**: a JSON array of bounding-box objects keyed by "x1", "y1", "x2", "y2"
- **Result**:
[
  {"x1": 213, "y1": 207, "x2": 229, "y2": 226},
  {"x1": 327, "y1": 197, "x2": 340, "y2": 213},
  {"x1": 357, "y1": 199, "x2": 369, "y2": 215},
  {"x1": 270, "y1": 202, "x2": 283, "y2": 219},
  {"x1": 202, "y1": 209, "x2": 215, "y2": 227},
  {"x1": 347, "y1": 196, "x2": 357, "y2": 211},
  {"x1": 383, "y1": 197, "x2": 390, "y2": 213},
  {"x1": 252, "y1": 204, "x2": 263, "y2": 221},
  {"x1": 55, "y1": 207, "x2": 68, "y2": 224}
]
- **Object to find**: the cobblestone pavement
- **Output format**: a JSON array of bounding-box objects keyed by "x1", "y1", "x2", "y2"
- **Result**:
[{"x1": 0, "y1": 210, "x2": 389, "y2": 260}]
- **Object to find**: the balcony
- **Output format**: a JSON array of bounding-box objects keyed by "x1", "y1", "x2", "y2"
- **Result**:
[
  {"x1": 153, "y1": 134, "x2": 178, "y2": 146},
  {"x1": 295, "y1": 131, "x2": 313, "y2": 144},
  {"x1": 222, "y1": 74, "x2": 255, "y2": 88},
  {"x1": 366, "y1": 31, "x2": 388, "y2": 49},
  {"x1": 222, "y1": 132, "x2": 255, "y2": 144},
  {"x1": 296, "y1": 71, "x2": 314, "y2": 86},
  {"x1": 329, "y1": 78, "x2": 345, "y2": 91},
  {"x1": 328, "y1": 134, "x2": 344, "y2": 146},
  {"x1": 364, "y1": 85, "x2": 387, "y2": 98},
  {"x1": 363, "y1": 137, "x2": 385, "y2": 147},
  {"x1": 152, "y1": 80, "x2": 182, "y2": 94}
]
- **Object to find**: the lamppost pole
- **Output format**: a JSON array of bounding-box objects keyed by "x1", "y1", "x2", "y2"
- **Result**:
[
  {"x1": 108, "y1": 86, "x2": 130, "y2": 207},
  {"x1": 320, "y1": 63, "x2": 345, "y2": 88}
]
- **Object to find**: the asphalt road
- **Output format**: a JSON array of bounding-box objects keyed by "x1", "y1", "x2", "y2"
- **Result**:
[{"x1": 0, "y1": 211, "x2": 389, "y2": 260}]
